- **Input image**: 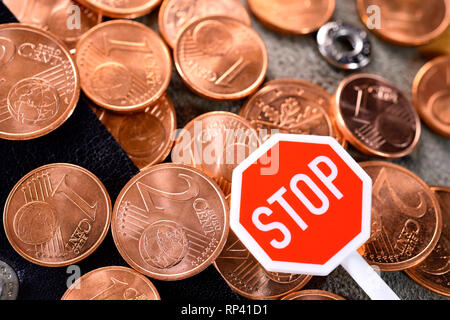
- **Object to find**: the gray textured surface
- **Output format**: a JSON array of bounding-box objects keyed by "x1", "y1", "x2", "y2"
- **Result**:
[{"x1": 139, "y1": 0, "x2": 449, "y2": 300}]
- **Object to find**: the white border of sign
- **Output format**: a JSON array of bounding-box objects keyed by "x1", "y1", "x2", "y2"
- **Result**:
[{"x1": 230, "y1": 134, "x2": 372, "y2": 276}]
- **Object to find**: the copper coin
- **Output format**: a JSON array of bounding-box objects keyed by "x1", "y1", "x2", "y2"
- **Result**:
[
  {"x1": 3, "y1": 0, "x2": 102, "y2": 51},
  {"x1": 76, "y1": 20, "x2": 172, "y2": 113},
  {"x1": 0, "y1": 23, "x2": 80, "y2": 140},
  {"x1": 159, "y1": 0, "x2": 251, "y2": 49},
  {"x1": 174, "y1": 16, "x2": 268, "y2": 101},
  {"x1": 3, "y1": 163, "x2": 112, "y2": 267},
  {"x1": 247, "y1": 0, "x2": 335, "y2": 35},
  {"x1": 332, "y1": 73, "x2": 421, "y2": 159},
  {"x1": 359, "y1": 162, "x2": 442, "y2": 272},
  {"x1": 412, "y1": 55, "x2": 450, "y2": 138},
  {"x1": 281, "y1": 289, "x2": 345, "y2": 300},
  {"x1": 111, "y1": 163, "x2": 229, "y2": 281},
  {"x1": 75, "y1": 0, "x2": 161, "y2": 18},
  {"x1": 240, "y1": 78, "x2": 346, "y2": 146},
  {"x1": 357, "y1": 0, "x2": 450, "y2": 46},
  {"x1": 419, "y1": 26, "x2": 450, "y2": 58},
  {"x1": 62, "y1": 266, "x2": 160, "y2": 300},
  {"x1": 405, "y1": 186, "x2": 450, "y2": 297},
  {"x1": 171, "y1": 111, "x2": 259, "y2": 195},
  {"x1": 90, "y1": 94, "x2": 176, "y2": 170},
  {"x1": 214, "y1": 230, "x2": 311, "y2": 300}
]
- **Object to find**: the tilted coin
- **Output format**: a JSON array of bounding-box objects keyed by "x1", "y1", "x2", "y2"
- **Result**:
[
  {"x1": 62, "y1": 266, "x2": 160, "y2": 300},
  {"x1": 171, "y1": 111, "x2": 259, "y2": 195},
  {"x1": 158, "y1": 0, "x2": 251, "y2": 48},
  {"x1": 412, "y1": 55, "x2": 450, "y2": 138},
  {"x1": 331, "y1": 73, "x2": 421, "y2": 159},
  {"x1": 214, "y1": 230, "x2": 311, "y2": 300},
  {"x1": 3, "y1": 163, "x2": 112, "y2": 267},
  {"x1": 75, "y1": 0, "x2": 161, "y2": 18},
  {"x1": 247, "y1": 0, "x2": 335, "y2": 35},
  {"x1": 90, "y1": 94, "x2": 176, "y2": 170},
  {"x1": 0, "y1": 23, "x2": 80, "y2": 140},
  {"x1": 281, "y1": 289, "x2": 345, "y2": 300},
  {"x1": 419, "y1": 26, "x2": 450, "y2": 58},
  {"x1": 357, "y1": 0, "x2": 450, "y2": 46},
  {"x1": 405, "y1": 186, "x2": 450, "y2": 297},
  {"x1": 76, "y1": 20, "x2": 172, "y2": 112},
  {"x1": 174, "y1": 16, "x2": 268, "y2": 101},
  {"x1": 240, "y1": 78, "x2": 346, "y2": 146},
  {"x1": 0, "y1": 260, "x2": 19, "y2": 300},
  {"x1": 111, "y1": 163, "x2": 229, "y2": 281},
  {"x1": 359, "y1": 162, "x2": 442, "y2": 272},
  {"x1": 3, "y1": 0, "x2": 102, "y2": 51},
  {"x1": 317, "y1": 21, "x2": 371, "y2": 70}
]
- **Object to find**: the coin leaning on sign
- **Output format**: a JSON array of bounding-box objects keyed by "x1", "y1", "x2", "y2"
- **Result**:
[
  {"x1": 76, "y1": 20, "x2": 172, "y2": 113},
  {"x1": 0, "y1": 23, "x2": 80, "y2": 140},
  {"x1": 214, "y1": 230, "x2": 311, "y2": 300},
  {"x1": 331, "y1": 73, "x2": 421, "y2": 159},
  {"x1": 240, "y1": 78, "x2": 346, "y2": 146},
  {"x1": 281, "y1": 289, "x2": 345, "y2": 300},
  {"x1": 90, "y1": 94, "x2": 176, "y2": 170},
  {"x1": 61, "y1": 266, "x2": 160, "y2": 300},
  {"x1": 0, "y1": 260, "x2": 19, "y2": 300},
  {"x1": 3, "y1": 0, "x2": 102, "y2": 51},
  {"x1": 171, "y1": 111, "x2": 259, "y2": 196},
  {"x1": 358, "y1": 162, "x2": 442, "y2": 272},
  {"x1": 75, "y1": 0, "x2": 161, "y2": 18},
  {"x1": 174, "y1": 16, "x2": 268, "y2": 101},
  {"x1": 111, "y1": 163, "x2": 229, "y2": 281},
  {"x1": 405, "y1": 186, "x2": 450, "y2": 297},
  {"x1": 158, "y1": 0, "x2": 251, "y2": 48},
  {"x1": 357, "y1": 0, "x2": 450, "y2": 46},
  {"x1": 3, "y1": 163, "x2": 112, "y2": 267},
  {"x1": 412, "y1": 55, "x2": 450, "y2": 138},
  {"x1": 247, "y1": 0, "x2": 335, "y2": 35}
]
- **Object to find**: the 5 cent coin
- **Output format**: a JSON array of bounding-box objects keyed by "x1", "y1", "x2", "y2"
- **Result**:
[
  {"x1": 76, "y1": 20, "x2": 172, "y2": 112},
  {"x1": 174, "y1": 16, "x2": 268, "y2": 101},
  {"x1": 0, "y1": 23, "x2": 80, "y2": 140},
  {"x1": 405, "y1": 186, "x2": 450, "y2": 297},
  {"x1": 3, "y1": 163, "x2": 112, "y2": 267},
  {"x1": 359, "y1": 162, "x2": 442, "y2": 272},
  {"x1": 62, "y1": 266, "x2": 160, "y2": 300},
  {"x1": 111, "y1": 163, "x2": 229, "y2": 281}
]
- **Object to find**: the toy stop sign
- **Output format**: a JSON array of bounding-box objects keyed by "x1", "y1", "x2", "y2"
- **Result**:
[{"x1": 230, "y1": 134, "x2": 399, "y2": 300}]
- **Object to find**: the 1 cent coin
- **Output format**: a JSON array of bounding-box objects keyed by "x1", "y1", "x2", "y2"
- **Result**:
[
  {"x1": 332, "y1": 73, "x2": 421, "y2": 159},
  {"x1": 171, "y1": 111, "x2": 259, "y2": 195},
  {"x1": 75, "y1": 0, "x2": 161, "y2": 18},
  {"x1": 0, "y1": 23, "x2": 80, "y2": 140},
  {"x1": 405, "y1": 186, "x2": 450, "y2": 297},
  {"x1": 76, "y1": 20, "x2": 172, "y2": 112},
  {"x1": 3, "y1": 0, "x2": 102, "y2": 51},
  {"x1": 281, "y1": 289, "x2": 345, "y2": 300},
  {"x1": 90, "y1": 94, "x2": 176, "y2": 170},
  {"x1": 412, "y1": 55, "x2": 450, "y2": 138},
  {"x1": 174, "y1": 16, "x2": 268, "y2": 101},
  {"x1": 159, "y1": 0, "x2": 251, "y2": 48},
  {"x1": 357, "y1": 0, "x2": 450, "y2": 46},
  {"x1": 247, "y1": 0, "x2": 335, "y2": 35},
  {"x1": 214, "y1": 230, "x2": 311, "y2": 300},
  {"x1": 240, "y1": 78, "x2": 346, "y2": 146},
  {"x1": 111, "y1": 163, "x2": 229, "y2": 281},
  {"x1": 359, "y1": 162, "x2": 442, "y2": 272},
  {"x1": 3, "y1": 163, "x2": 112, "y2": 267},
  {"x1": 62, "y1": 266, "x2": 160, "y2": 300}
]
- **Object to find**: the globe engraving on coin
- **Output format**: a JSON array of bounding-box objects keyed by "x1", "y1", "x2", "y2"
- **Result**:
[
  {"x1": 3, "y1": 163, "x2": 112, "y2": 267},
  {"x1": 0, "y1": 24, "x2": 79, "y2": 140},
  {"x1": 111, "y1": 164, "x2": 229, "y2": 281},
  {"x1": 62, "y1": 266, "x2": 160, "y2": 300}
]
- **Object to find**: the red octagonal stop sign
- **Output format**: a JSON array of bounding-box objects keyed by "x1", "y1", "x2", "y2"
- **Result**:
[{"x1": 230, "y1": 134, "x2": 372, "y2": 276}]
